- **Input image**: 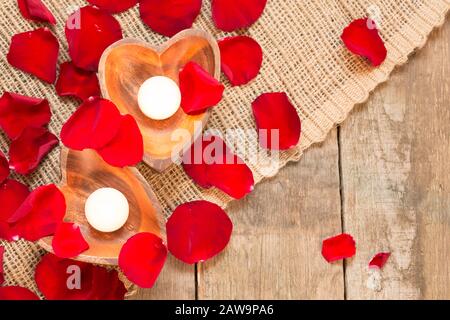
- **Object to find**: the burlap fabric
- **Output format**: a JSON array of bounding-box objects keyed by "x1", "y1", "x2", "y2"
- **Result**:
[{"x1": 0, "y1": 0, "x2": 449, "y2": 298}]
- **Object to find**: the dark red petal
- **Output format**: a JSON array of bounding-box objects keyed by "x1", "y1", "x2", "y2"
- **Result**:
[
  {"x1": 341, "y1": 18, "x2": 387, "y2": 67},
  {"x1": 0, "y1": 180, "x2": 30, "y2": 222},
  {"x1": 96, "y1": 114, "x2": 144, "y2": 167},
  {"x1": 35, "y1": 254, "x2": 126, "y2": 300},
  {"x1": 212, "y1": 0, "x2": 267, "y2": 32},
  {"x1": 86, "y1": 0, "x2": 138, "y2": 13},
  {"x1": 0, "y1": 286, "x2": 40, "y2": 300},
  {"x1": 56, "y1": 62, "x2": 101, "y2": 101},
  {"x1": 167, "y1": 200, "x2": 233, "y2": 264},
  {"x1": 182, "y1": 135, "x2": 254, "y2": 199},
  {"x1": 252, "y1": 92, "x2": 301, "y2": 150},
  {"x1": 119, "y1": 233, "x2": 167, "y2": 288},
  {"x1": 218, "y1": 36, "x2": 263, "y2": 86},
  {"x1": 61, "y1": 97, "x2": 122, "y2": 151},
  {"x1": 322, "y1": 233, "x2": 356, "y2": 263},
  {"x1": 369, "y1": 252, "x2": 391, "y2": 269},
  {"x1": 0, "y1": 245, "x2": 4, "y2": 285},
  {"x1": 179, "y1": 62, "x2": 224, "y2": 115},
  {"x1": 8, "y1": 127, "x2": 58, "y2": 175},
  {"x1": 65, "y1": 6, "x2": 123, "y2": 71},
  {"x1": 0, "y1": 152, "x2": 9, "y2": 184},
  {"x1": 7, "y1": 28, "x2": 59, "y2": 83},
  {"x1": 139, "y1": 0, "x2": 202, "y2": 37},
  {"x1": 18, "y1": 0, "x2": 56, "y2": 24},
  {"x1": 8, "y1": 184, "x2": 66, "y2": 242},
  {"x1": 52, "y1": 223, "x2": 89, "y2": 259},
  {"x1": 0, "y1": 92, "x2": 52, "y2": 140}
]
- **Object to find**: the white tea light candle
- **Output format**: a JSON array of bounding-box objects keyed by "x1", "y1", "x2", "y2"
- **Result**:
[
  {"x1": 85, "y1": 188, "x2": 129, "y2": 233},
  {"x1": 137, "y1": 76, "x2": 181, "y2": 120}
]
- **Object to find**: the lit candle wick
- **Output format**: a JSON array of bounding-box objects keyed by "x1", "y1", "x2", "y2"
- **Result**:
[
  {"x1": 85, "y1": 188, "x2": 129, "y2": 233},
  {"x1": 137, "y1": 76, "x2": 181, "y2": 120}
]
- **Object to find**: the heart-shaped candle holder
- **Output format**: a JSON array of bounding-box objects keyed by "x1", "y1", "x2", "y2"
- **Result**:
[
  {"x1": 98, "y1": 29, "x2": 220, "y2": 172},
  {"x1": 38, "y1": 148, "x2": 164, "y2": 265}
]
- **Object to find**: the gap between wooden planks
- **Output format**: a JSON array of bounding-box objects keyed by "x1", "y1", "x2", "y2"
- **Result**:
[{"x1": 134, "y1": 20, "x2": 450, "y2": 300}]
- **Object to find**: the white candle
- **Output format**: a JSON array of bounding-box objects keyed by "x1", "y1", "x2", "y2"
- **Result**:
[
  {"x1": 85, "y1": 188, "x2": 129, "y2": 233},
  {"x1": 137, "y1": 76, "x2": 181, "y2": 120}
]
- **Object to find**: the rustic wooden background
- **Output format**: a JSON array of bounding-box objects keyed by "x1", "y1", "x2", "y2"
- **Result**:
[{"x1": 134, "y1": 20, "x2": 450, "y2": 300}]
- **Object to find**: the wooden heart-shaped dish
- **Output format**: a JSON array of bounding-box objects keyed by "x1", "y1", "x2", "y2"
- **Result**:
[
  {"x1": 98, "y1": 29, "x2": 221, "y2": 172},
  {"x1": 38, "y1": 148, "x2": 164, "y2": 266}
]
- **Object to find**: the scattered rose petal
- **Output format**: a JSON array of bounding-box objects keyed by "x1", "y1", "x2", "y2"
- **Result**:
[
  {"x1": 183, "y1": 135, "x2": 254, "y2": 199},
  {"x1": 369, "y1": 252, "x2": 391, "y2": 269},
  {"x1": 66, "y1": 6, "x2": 123, "y2": 71},
  {"x1": 212, "y1": 0, "x2": 267, "y2": 32},
  {"x1": 179, "y1": 62, "x2": 224, "y2": 115},
  {"x1": 0, "y1": 245, "x2": 4, "y2": 285},
  {"x1": 7, "y1": 28, "x2": 59, "y2": 83},
  {"x1": 0, "y1": 179, "x2": 30, "y2": 241},
  {"x1": 87, "y1": 0, "x2": 138, "y2": 13},
  {"x1": 341, "y1": 18, "x2": 387, "y2": 67},
  {"x1": 96, "y1": 114, "x2": 144, "y2": 167},
  {"x1": 9, "y1": 127, "x2": 58, "y2": 175},
  {"x1": 18, "y1": 0, "x2": 56, "y2": 24},
  {"x1": 0, "y1": 152, "x2": 9, "y2": 184},
  {"x1": 35, "y1": 253, "x2": 126, "y2": 300},
  {"x1": 52, "y1": 223, "x2": 89, "y2": 259},
  {"x1": 56, "y1": 62, "x2": 101, "y2": 101},
  {"x1": 219, "y1": 36, "x2": 263, "y2": 86},
  {"x1": 140, "y1": 0, "x2": 202, "y2": 37},
  {"x1": 61, "y1": 97, "x2": 122, "y2": 151},
  {"x1": 167, "y1": 200, "x2": 233, "y2": 264},
  {"x1": 252, "y1": 92, "x2": 301, "y2": 150},
  {"x1": 8, "y1": 184, "x2": 66, "y2": 242},
  {"x1": 322, "y1": 233, "x2": 356, "y2": 263},
  {"x1": 0, "y1": 286, "x2": 40, "y2": 300},
  {"x1": 0, "y1": 92, "x2": 51, "y2": 140},
  {"x1": 119, "y1": 233, "x2": 167, "y2": 288}
]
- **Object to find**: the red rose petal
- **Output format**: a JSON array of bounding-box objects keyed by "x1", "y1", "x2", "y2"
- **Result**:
[
  {"x1": 61, "y1": 97, "x2": 122, "y2": 151},
  {"x1": 0, "y1": 286, "x2": 40, "y2": 300},
  {"x1": 0, "y1": 179, "x2": 30, "y2": 241},
  {"x1": 183, "y1": 135, "x2": 254, "y2": 199},
  {"x1": 369, "y1": 252, "x2": 391, "y2": 269},
  {"x1": 218, "y1": 36, "x2": 263, "y2": 86},
  {"x1": 8, "y1": 184, "x2": 66, "y2": 242},
  {"x1": 66, "y1": 6, "x2": 123, "y2": 71},
  {"x1": 322, "y1": 233, "x2": 356, "y2": 263},
  {"x1": 180, "y1": 62, "x2": 224, "y2": 115},
  {"x1": 56, "y1": 62, "x2": 101, "y2": 101},
  {"x1": 8, "y1": 127, "x2": 58, "y2": 175},
  {"x1": 212, "y1": 0, "x2": 267, "y2": 32},
  {"x1": 86, "y1": 0, "x2": 138, "y2": 13},
  {"x1": 341, "y1": 18, "x2": 387, "y2": 67},
  {"x1": 52, "y1": 223, "x2": 89, "y2": 259},
  {"x1": 96, "y1": 114, "x2": 144, "y2": 167},
  {"x1": 35, "y1": 253, "x2": 126, "y2": 300},
  {"x1": 167, "y1": 200, "x2": 233, "y2": 264},
  {"x1": 0, "y1": 152, "x2": 9, "y2": 184},
  {"x1": 0, "y1": 92, "x2": 52, "y2": 140},
  {"x1": 7, "y1": 28, "x2": 59, "y2": 84},
  {"x1": 252, "y1": 92, "x2": 301, "y2": 150},
  {"x1": 18, "y1": 0, "x2": 56, "y2": 24},
  {"x1": 119, "y1": 233, "x2": 167, "y2": 288},
  {"x1": 0, "y1": 245, "x2": 4, "y2": 285},
  {"x1": 140, "y1": 0, "x2": 202, "y2": 37}
]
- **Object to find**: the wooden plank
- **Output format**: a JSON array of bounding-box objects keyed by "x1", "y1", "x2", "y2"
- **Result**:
[
  {"x1": 339, "y1": 21, "x2": 450, "y2": 299},
  {"x1": 132, "y1": 256, "x2": 196, "y2": 300},
  {"x1": 197, "y1": 129, "x2": 344, "y2": 299}
]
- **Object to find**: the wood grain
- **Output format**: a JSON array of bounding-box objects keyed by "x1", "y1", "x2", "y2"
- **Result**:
[
  {"x1": 197, "y1": 130, "x2": 344, "y2": 299},
  {"x1": 339, "y1": 22, "x2": 450, "y2": 299}
]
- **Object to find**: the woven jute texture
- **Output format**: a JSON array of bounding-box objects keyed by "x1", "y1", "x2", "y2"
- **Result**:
[{"x1": 1, "y1": 0, "x2": 449, "y2": 298}]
